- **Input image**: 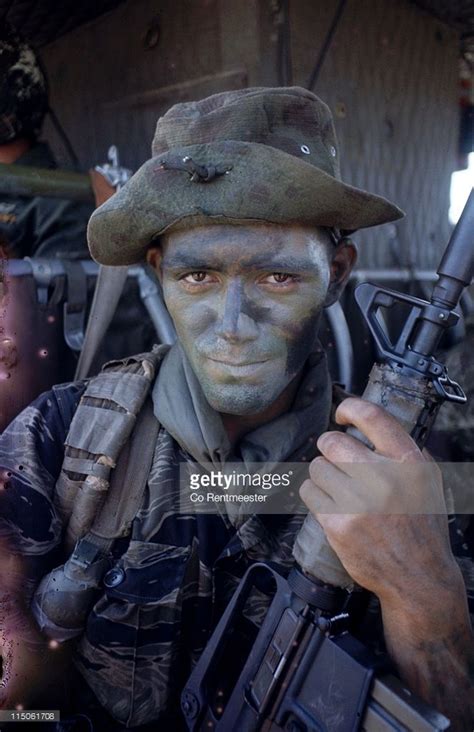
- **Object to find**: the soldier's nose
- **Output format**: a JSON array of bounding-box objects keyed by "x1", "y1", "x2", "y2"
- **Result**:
[{"x1": 215, "y1": 281, "x2": 258, "y2": 342}]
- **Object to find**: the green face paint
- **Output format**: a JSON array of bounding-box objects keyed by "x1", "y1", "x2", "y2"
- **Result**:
[{"x1": 160, "y1": 223, "x2": 332, "y2": 416}]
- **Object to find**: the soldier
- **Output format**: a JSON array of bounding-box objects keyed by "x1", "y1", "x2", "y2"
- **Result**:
[
  {"x1": 0, "y1": 23, "x2": 91, "y2": 258},
  {"x1": 0, "y1": 87, "x2": 472, "y2": 731}
]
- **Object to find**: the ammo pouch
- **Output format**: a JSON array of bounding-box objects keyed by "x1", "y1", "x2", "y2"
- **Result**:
[
  {"x1": 31, "y1": 535, "x2": 112, "y2": 641},
  {"x1": 31, "y1": 345, "x2": 168, "y2": 641}
]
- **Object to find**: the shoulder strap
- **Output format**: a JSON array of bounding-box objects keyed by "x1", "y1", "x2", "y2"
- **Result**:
[
  {"x1": 32, "y1": 372, "x2": 163, "y2": 642},
  {"x1": 74, "y1": 264, "x2": 129, "y2": 380},
  {"x1": 53, "y1": 344, "x2": 169, "y2": 552},
  {"x1": 67, "y1": 397, "x2": 160, "y2": 582},
  {"x1": 92, "y1": 397, "x2": 159, "y2": 539}
]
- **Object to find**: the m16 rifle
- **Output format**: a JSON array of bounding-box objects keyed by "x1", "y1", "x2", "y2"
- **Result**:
[{"x1": 181, "y1": 190, "x2": 474, "y2": 731}]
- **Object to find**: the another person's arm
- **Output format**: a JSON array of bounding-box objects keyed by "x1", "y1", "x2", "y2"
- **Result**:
[
  {"x1": 0, "y1": 544, "x2": 72, "y2": 708},
  {"x1": 0, "y1": 382, "x2": 85, "y2": 708}
]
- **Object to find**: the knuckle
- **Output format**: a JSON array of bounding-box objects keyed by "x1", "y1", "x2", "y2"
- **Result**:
[
  {"x1": 318, "y1": 432, "x2": 341, "y2": 455},
  {"x1": 322, "y1": 514, "x2": 352, "y2": 541},
  {"x1": 309, "y1": 455, "x2": 326, "y2": 481},
  {"x1": 299, "y1": 479, "x2": 314, "y2": 502},
  {"x1": 336, "y1": 514, "x2": 358, "y2": 537},
  {"x1": 317, "y1": 513, "x2": 334, "y2": 533},
  {"x1": 359, "y1": 400, "x2": 384, "y2": 422}
]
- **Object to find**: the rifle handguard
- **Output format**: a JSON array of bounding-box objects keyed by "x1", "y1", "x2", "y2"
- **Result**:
[{"x1": 293, "y1": 362, "x2": 445, "y2": 588}]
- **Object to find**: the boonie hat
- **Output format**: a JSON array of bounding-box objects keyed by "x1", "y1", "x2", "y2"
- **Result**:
[{"x1": 88, "y1": 87, "x2": 403, "y2": 266}]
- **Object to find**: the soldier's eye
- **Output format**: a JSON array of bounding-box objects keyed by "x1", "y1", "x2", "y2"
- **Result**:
[
  {"x1": 182, "y1": 271, "x2": 212, "y2": 283},
  {"x1": 262, "y1": 273, "x2": 299, "y2": 285}
]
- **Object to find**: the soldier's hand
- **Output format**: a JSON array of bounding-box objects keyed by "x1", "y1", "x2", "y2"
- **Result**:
[{"x1": 299, "y1": 397, "x2": 460, "y2": 606}]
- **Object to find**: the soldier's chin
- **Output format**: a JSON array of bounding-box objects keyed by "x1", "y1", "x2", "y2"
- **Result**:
[{"x1": 202, "y1": 383, "x2": 277, "y2": 416}]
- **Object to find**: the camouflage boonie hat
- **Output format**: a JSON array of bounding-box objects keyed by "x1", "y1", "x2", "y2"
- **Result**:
[
  {"x1": 0, "y1": 23, "x2": 48, "y2": 143},
  {"x1": 88, "y1": 86, "x2": 404, "y2": 266}
]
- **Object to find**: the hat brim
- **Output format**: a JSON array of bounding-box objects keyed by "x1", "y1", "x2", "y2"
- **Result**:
[{"x1": 88, "y1": 141, "x2": 404, "y2": 266}]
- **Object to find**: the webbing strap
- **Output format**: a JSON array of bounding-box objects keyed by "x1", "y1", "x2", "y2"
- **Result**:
[
  {"x1": 75, "y1": 264, "x2": 129, "y2": 380},
  {"x1": 63, "y1": 260, "x2": 88, "y2": 352},
  {"x1": 83, "y1": 371, "x2": 154, "y2": 412},
  {"x1": 65, "y1": 404, "x2": 135, "y2": 455},
  {"x1": 61, "y1": 456, "x2": 111, "y2": 479},
  {"x1": 90, "y1": 398, "x2": 160, "y2": 539}
]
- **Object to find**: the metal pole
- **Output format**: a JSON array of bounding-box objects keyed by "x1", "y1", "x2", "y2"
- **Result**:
[{"x1": 0, "y1": 163, "x2": 94, "y2": 202}]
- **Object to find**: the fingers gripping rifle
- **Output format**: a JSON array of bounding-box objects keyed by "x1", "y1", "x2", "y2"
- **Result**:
[{"x1": 181, "y1": 191, "x2": 474, "y2": 731}]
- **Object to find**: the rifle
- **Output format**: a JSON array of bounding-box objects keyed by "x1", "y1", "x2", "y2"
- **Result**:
[{"x1": 181, "y1": 189, "x2": 474, "y2": 731}]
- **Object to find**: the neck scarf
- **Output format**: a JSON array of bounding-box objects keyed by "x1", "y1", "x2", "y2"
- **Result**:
[{"x1": 153, "y1": 341, "x2": 332, "y2": 468}]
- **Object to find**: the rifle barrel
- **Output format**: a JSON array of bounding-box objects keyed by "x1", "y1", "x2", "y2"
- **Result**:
[
  {"x1": 409, "y1": 188, "x2": 473, "y2": 357},
  {"x1": 431, "y1": 187, "x2": 474, "y2": 310}
]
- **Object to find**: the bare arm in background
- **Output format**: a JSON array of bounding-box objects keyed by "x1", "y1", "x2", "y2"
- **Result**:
[{"x1": 0, "y1": 542, "x2": 71, "y2": 709}]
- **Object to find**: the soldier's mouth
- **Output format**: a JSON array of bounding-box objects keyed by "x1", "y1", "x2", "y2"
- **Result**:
[
  {"x1": 206, "y1": 357, "x2": 271, "y2": 378},
  {"x1": 208, "y1": 358, "x2": 269, "y2": 367}
]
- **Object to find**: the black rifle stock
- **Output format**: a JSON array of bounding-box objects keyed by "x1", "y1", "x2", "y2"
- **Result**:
[{"x1": 181, "y1": 190, "x2": 474, "y2": 731}]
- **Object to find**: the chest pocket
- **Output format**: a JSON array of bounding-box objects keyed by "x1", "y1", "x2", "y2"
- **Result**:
[{"x1": 74, "y1": 541, "x2": 191, "y2": 728}]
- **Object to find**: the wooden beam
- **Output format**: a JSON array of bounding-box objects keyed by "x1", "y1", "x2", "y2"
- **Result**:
[{"x1": 102, "y1": 68, "x2": 248, "y2": 110}]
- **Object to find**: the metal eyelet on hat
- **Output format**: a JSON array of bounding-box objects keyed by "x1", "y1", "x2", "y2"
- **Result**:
[
  {"x1": 329, "y1": 145, "x2": 337, "y2": 157},
  {"x1": 300, "y1": 145, "x2": 311, "y2": 155}
]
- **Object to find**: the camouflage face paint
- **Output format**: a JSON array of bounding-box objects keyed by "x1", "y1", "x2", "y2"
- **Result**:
[{"x1": 160, "y1": 223, "x2": 332, "y2": 416}]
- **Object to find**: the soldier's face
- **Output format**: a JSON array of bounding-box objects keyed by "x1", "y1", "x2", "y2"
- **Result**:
[{"x1": 154, "y1": 223, "x2": 353, "y2": 415}]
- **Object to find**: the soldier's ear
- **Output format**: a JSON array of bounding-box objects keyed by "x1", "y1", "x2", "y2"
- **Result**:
[
  {"x1": 323, "y1": 237, "x2": 357, "y2": 308},
  {"x1": 146, "y1": 245, "x2": 163, "y2": 282}
]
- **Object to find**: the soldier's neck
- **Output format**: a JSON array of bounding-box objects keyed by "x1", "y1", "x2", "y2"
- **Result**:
[
  {"x1": 220, "y1": 370, "x2": 303, "y2": 445},
  {"x1": 0, "y1": 137, "x2": 32, "y2": 164}
]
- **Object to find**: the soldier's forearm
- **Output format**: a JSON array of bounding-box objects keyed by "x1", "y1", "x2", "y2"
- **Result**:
[{"x1": 381, "y1": 572, "x2": 474, "y2": 731}]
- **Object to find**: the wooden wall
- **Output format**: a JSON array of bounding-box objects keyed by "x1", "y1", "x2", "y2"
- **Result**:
[{"x1": 41, "y1": 0, "x2": 459, "y2": 268}]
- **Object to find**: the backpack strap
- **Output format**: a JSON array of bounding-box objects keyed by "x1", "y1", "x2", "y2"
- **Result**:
[
  {"x1": 92, "y1": 396, "x2": 159, "y2": 539},
  {"x1": 53, "y1": 398, "x2": 160, "y2": 622},
  {"x1": 53, "y1": 344, "x2": 169, "y2": 553},
  {"x1": 32, "y1": 357, "x2": 165, "y2": 642},
  {"x1": 74, "y1": 264, "x2": 129, "y2": 380}
]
